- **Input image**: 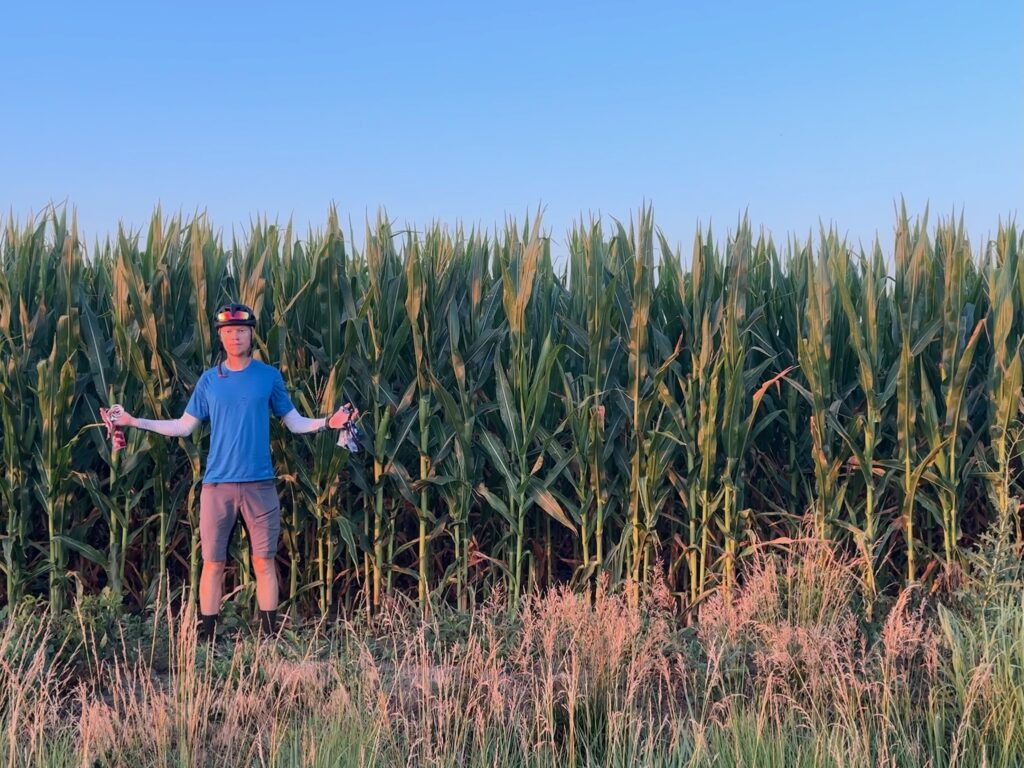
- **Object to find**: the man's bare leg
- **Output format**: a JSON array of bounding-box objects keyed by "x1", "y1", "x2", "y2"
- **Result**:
[
  {"x1": 252, "y1": 556, "x2": 279, "y2": 610},
  {"x1": 198, "y1": 560, "x2": 226, "y2": 639},
  {"x1": 252, "y1": 555, "x2": 279, "y2": 633}
]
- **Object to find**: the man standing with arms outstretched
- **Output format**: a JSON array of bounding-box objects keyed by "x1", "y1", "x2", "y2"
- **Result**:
[{"x1": 113, "y1": 302, "x2": 357, "y2": 639}]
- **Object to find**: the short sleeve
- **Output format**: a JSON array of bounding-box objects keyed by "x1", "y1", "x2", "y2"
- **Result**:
[
  {"x1": 185, "y1": 373, "x2": 210, "y2": 421},
  {"x1": 270, "y1": 369, "x2": 295, "y2": 418}
]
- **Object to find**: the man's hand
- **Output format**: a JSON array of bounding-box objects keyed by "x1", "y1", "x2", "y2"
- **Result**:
[
  {"x1": 328, "y1": 403, "x2": 358, "y2": 430},
  {"x1": 111, "y1": 409, "x2": 135, "y2": 428}
]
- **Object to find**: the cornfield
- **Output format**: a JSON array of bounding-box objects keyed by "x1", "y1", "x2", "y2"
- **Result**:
[{"x1": 0, "y1": 204, "x2": 1021, "y2": 618}]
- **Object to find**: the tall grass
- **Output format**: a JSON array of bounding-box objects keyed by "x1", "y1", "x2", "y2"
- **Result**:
[{"x1": 1, "y1": 537, "x2": 1023, "y2": 766}]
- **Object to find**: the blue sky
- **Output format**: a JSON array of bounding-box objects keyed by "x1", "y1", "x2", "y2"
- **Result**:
[{"x1": 1, "y1": 1, "x2": 1020, "y2": 255}]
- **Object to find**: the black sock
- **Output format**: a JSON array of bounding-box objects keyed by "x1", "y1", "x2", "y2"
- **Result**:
[
  {"x1": 199, "y1": 613, "x2": 218, "y2": 641},
  {"x1": 259, "y1": 609, "x2": 277, "y2": 635}
]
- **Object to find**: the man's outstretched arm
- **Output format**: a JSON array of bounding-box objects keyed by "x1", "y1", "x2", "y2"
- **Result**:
[
  {"x1": 280, "y1": 405, "x2": 358, "y2": 434},
  {"x1": 116, "y1": 411, "x2": 200, "y2": 437},
  {"x1": 281, "y1": 410, "x2": 327, "y2": 434}
]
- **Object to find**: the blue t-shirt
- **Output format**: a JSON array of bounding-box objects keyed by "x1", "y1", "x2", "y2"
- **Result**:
[{"x1": 185, "y1": 359, "x2": 295, "y2": 483}]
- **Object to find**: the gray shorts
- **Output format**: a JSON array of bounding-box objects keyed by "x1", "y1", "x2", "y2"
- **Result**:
[{"x1": 199, "y1": 480, "x2": 281, "y2": 562}]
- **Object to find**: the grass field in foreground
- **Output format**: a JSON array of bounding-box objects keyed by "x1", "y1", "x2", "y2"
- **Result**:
[{"x1": 1, "y1": 535, "x2": 1022, "y2": 768}]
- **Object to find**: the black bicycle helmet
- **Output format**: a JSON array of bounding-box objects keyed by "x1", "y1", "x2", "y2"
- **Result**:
[{"x1": 213, "y1": 302, "x2": 257, "y2": 330}]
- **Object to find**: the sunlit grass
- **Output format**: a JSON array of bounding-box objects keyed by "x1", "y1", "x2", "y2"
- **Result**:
[{"x1": 2, "y1": 537, "x2": 1022, "y2": 767}]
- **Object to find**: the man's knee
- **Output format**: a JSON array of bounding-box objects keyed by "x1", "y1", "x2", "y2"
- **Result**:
[
  {"x1": 252, "y1": 556, "x2": 277, "y2": 576},
  {"x1": 202, "y1": 560, "x2": 227, "y2": 576}
]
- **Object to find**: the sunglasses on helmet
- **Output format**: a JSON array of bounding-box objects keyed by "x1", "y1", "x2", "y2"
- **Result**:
[{"x1": 215, "y1": 308, "x2": 253, "y2": 323}]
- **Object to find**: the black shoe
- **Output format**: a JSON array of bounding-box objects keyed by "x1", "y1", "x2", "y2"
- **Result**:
[
  {"x1": 258, "y1": 609, "x2": 278, "y2": 636},
  {"x1": 198, "y1": 613, "x2": 219, "y2": 642}
]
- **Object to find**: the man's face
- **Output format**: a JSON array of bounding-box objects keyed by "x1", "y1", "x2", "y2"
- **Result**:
[{"x1": 218, "y1": 324, "x2": 253, "y2": 356}]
